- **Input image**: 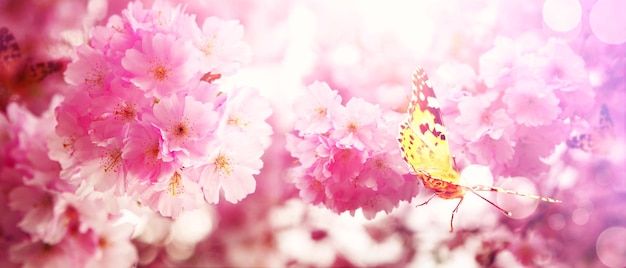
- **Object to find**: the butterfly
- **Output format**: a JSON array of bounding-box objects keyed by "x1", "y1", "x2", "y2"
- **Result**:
[
  {"x1": 397, "y1": 67, "x2": 561, "y2": 232},
  {"x1": 0, "y1": 27, "x2": 65, "y2": 112},
  {"x1": 566, "y1": 104, "x2": 614, "y2": 155}
]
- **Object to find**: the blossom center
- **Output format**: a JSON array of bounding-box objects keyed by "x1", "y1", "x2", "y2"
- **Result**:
[
  {"x1": 150, "y1": 63, "x2": 169, "y2": 81},
  {"x1": 172, "y1": 122, "x2": 189, "y2": 138},
  {"x1": 347, "y1": 121, "x2": 358, "y2": 132},
  {"x1": 482, "y1": 112, "x2": 491, "y2": 124},
  {"x1": 201, "y1": 35, "x2": 217, "y2": 56},
  {"x1": 169, "y1": 172, "x2": 184, "y2": 196},
  {"x1": 315, "y1": 107, "x2": 327, "y2": 117},
  {"x1": 551, "y1": 66, "x2": 564, "y2": 79},
  {"x1": 374, "y1": 158, "x2": 387, "y2": 169},
  {"x1": 102, "y1": 148, "x2": 122, "y2": 173},
  {"x1": 98, "y1": 237, "x2": 109, "y2": 248},
  {"x1": 228, "y1": 115, "x2": 248, "y2": 127},
  {"x1": 144, "y1": 142, "x2": 160, "y2": 165},
  {"x1": 84, "y1": 64, "x2": 105, "y2": 90},
  {"x1": 215, "y1": 154, "x2": 232, "y2": 175},
  {"x1": 114, "y1": 102, "x2": 137, "y2": 122}
]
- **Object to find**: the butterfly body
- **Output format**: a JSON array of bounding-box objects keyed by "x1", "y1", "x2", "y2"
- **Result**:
[
  {"x1": 398, "y1": 67, "x2": 561, "y2": 232},
  {"x1": 417, "y1": 169, "x2": 465, "y2": 199}
]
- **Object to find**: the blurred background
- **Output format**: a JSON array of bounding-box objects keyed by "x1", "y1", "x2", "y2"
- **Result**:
[{"x1": 1, "y1": 0, "x2": 625, "y2": 267}]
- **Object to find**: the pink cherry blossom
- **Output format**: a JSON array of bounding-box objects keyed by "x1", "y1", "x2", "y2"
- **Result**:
[
  {"x1": 145, "y1": 94, "x2": 219, "y2": 166},
  {"x1": 195, "y1": 17, "x2": 252, "y2": 75},
  {"x1": 502, "y1": 77, "x2": 561, "y2": 127},
  {"x1": 122, "y1": 122, "x2": 176, "y2": 183},
  {"x1": 84, "y1": 223, "x2": 138, "y2": 268},
  {"x1": 48, "y1": 1, "x2": 270, "y2": 224},
  {"x1": 330, "y1": 97, "x2": 387, "y2": 151},
  {"x1": 200, "y1": 133, "x2": 263, "y2": 203},
  {"x1": 216, "y1": 87, "x2": 273, "y2": 142},
  {"x1": 64, "y1": 45, "x2": 112, "y2": 96},
  {"x1": 466, "y1": 133, "x2": 515, "y2": 166},
  {"x1": 137, "y1": 170, "x2": 205, "y2": 218},
  {"x1": 8, "y1": 186, "x2": 59, "y2": 243},
  {"x1": 288, "y1": 81, "x2": 417, "y2": 218},
  {"x1": 455, "y1": 93, "x2": 514, "y2": 141},
  {"x1": 122, "y1": 33, "x2": 200, "y2": 98},
  {"x1": 293, "y1": 81, "x2": 342, "y2": 135}
]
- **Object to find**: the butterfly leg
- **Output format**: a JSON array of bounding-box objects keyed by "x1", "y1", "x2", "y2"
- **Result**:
[
  {"x1": 449, "y1": 197, "x2": 464, "y2": 232},
  {"x1": 415, "y1": 193, "x2": 437, "y2": 207}
]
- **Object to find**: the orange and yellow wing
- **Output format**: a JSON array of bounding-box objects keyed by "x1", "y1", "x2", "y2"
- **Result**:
[{"x1": 398, "y1": 67, "x2": 456, "y2": 182}]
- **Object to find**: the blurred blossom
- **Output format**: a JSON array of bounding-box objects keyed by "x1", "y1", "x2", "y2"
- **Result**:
[{"x1": 0, "y1": 0, "x2": 624, "y2": 267}]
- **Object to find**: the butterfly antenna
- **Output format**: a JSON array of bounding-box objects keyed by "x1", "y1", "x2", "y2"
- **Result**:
[
  {"x1": 472, "y1": 185, "x2": 562, "y2": 203},
  {"x1": 466, "y1": 187, "x2": 513, "y2": 217}
]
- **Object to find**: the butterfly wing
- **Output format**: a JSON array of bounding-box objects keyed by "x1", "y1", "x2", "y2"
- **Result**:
[
  {"x1": 567, "y1": 104, "x2": 614, "y2": 154},
  {"x1": 0, "y1": 27, "x2": 23, "y2": 79},
  {"x1": 23, "y1": 61, "x2": 65, "y2": 83},
  {"x1": 398, "y1": 67, "x2": 456, "y2": 182}
]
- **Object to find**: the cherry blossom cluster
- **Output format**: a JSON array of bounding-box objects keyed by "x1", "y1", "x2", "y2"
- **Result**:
[
  {"x1": 52, "y1": 1, "x2": 271, "y2": 218},
  {"x1": 0, "y1": 104, "x2": 137, "y2": 267},
  {"x1": 287, "y1": 81, "x2": 418, "y2": 219},
  {"x1": 433, "y1": 36, "x2": 595, "y2": 181}
]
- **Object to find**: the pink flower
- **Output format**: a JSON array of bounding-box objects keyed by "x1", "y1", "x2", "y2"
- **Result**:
[
  {"x1": 49, "y1": 92, "x2": 94, "y2": 170},
  {"x1": 534, "y1": 39, "x2": 588, "y2": 91},
  {"x1": 478, "y1": 37, "x2": 519, "y2": 87},
  {"x1": 502, "y1": 77, "x2": 561, "y2": 126},
  {"x1": 288, "y1": 82, "x2": 417, "y2": 218},
  {"x1": 200, "y1": 133, "x2": 263, "y2": 203},
  {"x1": 357, "y1": 150, "x2": 409, "y2": 191},
  {"x1": 330, "y1": 97, "x2": 386, "y2": 151},
  {"x1": 137, "y1": 170, "x2": 204, "y2": 218},
  {"x1": 325, "y1": 145, "x2": 368, "y2": 181},
  {"x1": 8, "y1": 186, "x2": 59, "y2": 243},
  {"x1": 122, "y1": 122, "x2": 176, "y2": 184},
  {"x1": 85, "y1": 223, "x2": 137, "y2": 268},
  {"x1": 466, "y1": 133, "x2": 515, "y2": 166},
  {"x1": 1, "y1": 104, "x2": 69, "y2": 191},
  {"x1": 286, "y1": 134, "x2": 323, "y2": 171},
  {"x1": 73, "y1": 136, "x2": 127, "y2": 193},
  {"x1": 292, "y1": 172, "x2": 326, "y2": 205},
  {"x1": 216, "y1": 87, "x2": 273, "y2": 143},
  {"x1": 64, "y1": 45, "x2": 112, "y2": 96},
  {"x1": 194, "y1": 17, "x2": 252, "y2": 75},
  {"x1": 121, "y1": 33, "x2": 200, "y2": 98},
  {"x1": 455, "y1": 93, "x2": 514, "y2": 141},
  {"x1": 144, "y1": 94, "x2": 219, "y2": 166},
  {"x1": 9, "y1": 238, "x2": 85, "y2": 268},
  {"x1": 293, "y1": 81, "x2": 342, "y2": 135}
]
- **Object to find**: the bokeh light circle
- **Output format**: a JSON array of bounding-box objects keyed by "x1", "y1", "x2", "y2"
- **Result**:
[
  {"x1": 589, "y1": 0, "x2": 626, "y2": 44},
  {"x1": 548, "y1": 213, "x2": 566, "y2": 231},
  {"x1": 571, "y1": 207, "x2": 590, "y2": 225},
  {"x1": 495, "y1": 177, "x2": 540, "y2": 219},
  {"x1": 596, "y1": 226, "x2": 626, "y2": 267},
  {"x1": 542, "y1": 0, "x2": 582, "y2": 32}
]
